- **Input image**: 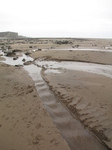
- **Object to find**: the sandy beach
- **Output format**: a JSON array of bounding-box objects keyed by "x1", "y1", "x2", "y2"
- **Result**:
[
  {"x1": 0, "y1": 63, "x2": 70, "y2": 150},
  {"x1": 0, "y1": 38, "x2": 112, "y2": 149},
  {"x1": 41, "y1": 69, "x2": 112, "y2": 148}
]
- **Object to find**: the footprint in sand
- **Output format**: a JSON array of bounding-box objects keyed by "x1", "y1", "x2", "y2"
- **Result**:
[
  {"x1": 50, "y1": 139, "x2": 59, "y2": 146},
  {"x1": 32, "y1": 134, "x2": 42, "y2": 145},
  {"x1": 36, "y1": 123, "x2": 41, "y2": 129}
]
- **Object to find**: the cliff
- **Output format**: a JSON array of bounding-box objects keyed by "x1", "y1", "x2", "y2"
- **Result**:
[{"x1": 0, "y1": 32, "x2": 26, "y2": 39}]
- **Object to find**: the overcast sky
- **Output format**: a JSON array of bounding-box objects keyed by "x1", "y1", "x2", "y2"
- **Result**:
[{"x1": 0, "y1": 0, "x2": 112, "y2": 38}]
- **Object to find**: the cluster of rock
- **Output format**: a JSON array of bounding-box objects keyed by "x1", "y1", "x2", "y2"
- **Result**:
[
  {"x1": 1, "y1": 49, "x2": 33, "y2": 66},
  {"x1": 2, "y1": 49, "x2": 21, "y2": 57},
  {"x1": 55, "y1": 40, "x2": 72, "y2": 45}
]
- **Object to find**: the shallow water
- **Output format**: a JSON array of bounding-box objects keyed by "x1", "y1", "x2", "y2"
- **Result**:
[
  {"x1": 35, "y1": 60, "x2": 112, "y2": 79},
  {"x1": 0, "y1": 50, "x2": 33, "y2": 65},
  {"x1": 53, "y1": 47, "x2": 112, "y2": 52}
]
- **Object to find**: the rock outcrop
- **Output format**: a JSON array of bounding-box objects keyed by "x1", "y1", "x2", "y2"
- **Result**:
[{"x1": 0, "y1": 32, "x2": 18, "y2": 39}]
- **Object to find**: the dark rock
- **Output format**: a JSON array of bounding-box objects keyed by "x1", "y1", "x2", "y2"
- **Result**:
[
  {"x1": 6, "y1": 51, "x2": 16, "y2": 57},
  {"x1": 15, "y1": 65, "x2": 23, "y2": 67},
  {"x1": 13, "y1": 57, "x2": 18, "y2": 60},
  {"x1": 24, "y1": 61, "x2": 33, "y2": 65},
  {"x1": 75, "y1": 45, "x2": 79, "y2": 48},
  {"x1": 1, "y1": 46, "x2": 6, "y2": 50},
  {"x1": 25, "y1": 52, "x2": 31, "y2": 55},
  {"x1": 2, "y1": 49, "x2": 8, "y2": 53},
  {"x1": 55, "y1": 40, "x2": 71, "y2": 45},
  {"x1": 22, "y1": 58, "x2": 26, "y2": 62},
  {"x1": 12, "y1": 49, "x2": 22, "y2": 52},
  {"x1": 7, "y1": 46, "x2": 12, "y2": 49}
]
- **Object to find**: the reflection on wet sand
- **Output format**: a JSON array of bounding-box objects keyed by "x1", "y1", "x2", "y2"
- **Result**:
[{"x1": 24, "y1": 64, "x2": 108, "y2": 150}]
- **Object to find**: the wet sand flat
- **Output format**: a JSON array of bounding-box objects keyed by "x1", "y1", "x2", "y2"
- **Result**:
[
  {"x1": 24, "y1": 64, "x2": 108, "y2": 150},
  {"x1": 41, "y1": 66, "x2": 112, "y2": 149},
  {"x1": 31, "y1": 50, "x2": 112, "y2": 65},
  {"x1": 0, "y1": 63, "x2": 70, "y2": 150}
]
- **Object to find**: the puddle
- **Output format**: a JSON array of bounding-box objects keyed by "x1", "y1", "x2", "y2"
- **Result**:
[
  {"x1": 74, "y1": 48, "x2": 112, "y2": 52},
  {"x1": 35, "y1": 60, "x2": 112, "y2": 79},
  {"x1": 0, "y1": 50, "x2": 33, "y2": 66},
  {"x1": 44, "y1": 69, "x2": 62, "y2": 74}
]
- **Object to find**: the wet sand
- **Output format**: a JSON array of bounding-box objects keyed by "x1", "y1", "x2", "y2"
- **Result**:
[
  {"x1": 41, "y1": 69, "x2": 112, "y2": 149},
  {"x1": 0, "y1": 38, "x2": 112, "y2": 149},
  {"x1": 0, "y1": 63, "x2": 70, "y2": 150},
  {"x1": 24, "y1": 64, "x2": 108, "y2": 150},
  {"x1": 31, "y1": 50, "x2": 112, "y2": 65}
]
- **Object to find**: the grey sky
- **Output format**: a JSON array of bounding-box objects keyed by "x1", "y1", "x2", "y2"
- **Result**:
[{"x1": 0, "y1": 0, "x2": 112, "y2": 38}]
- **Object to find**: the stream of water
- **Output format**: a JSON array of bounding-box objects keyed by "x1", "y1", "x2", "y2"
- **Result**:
[{"x1": 24, "y1": 64, "x2": 108, "y2": 150}]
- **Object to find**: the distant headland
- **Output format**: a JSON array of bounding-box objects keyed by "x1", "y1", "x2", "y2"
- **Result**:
[{"x1": 0, "y1": 31, "x2": 27, "y2": 39}]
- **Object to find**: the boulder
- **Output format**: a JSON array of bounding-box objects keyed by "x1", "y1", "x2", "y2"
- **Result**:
[
  {"x1": 13, "y1": 57, "x2": 18, "y2": 60},
  {"x1": 6, "y1": 51, "x2": 16, "y2": 57},
  {"x1": 23, "y1": 61, "x2": 33, "y2": 65},
  {"x1": 22, "y1": 58, "x2": 26, "y2": 62},
  {"x1": 15, "y1": 65, "x2": 23, "y2": 67},
  {"x1": 25, "y1": 52, "x2": 31, "y2": 55},
  {"x1": 12, "y1": 49, "x2": 22, "y2": 53}
]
